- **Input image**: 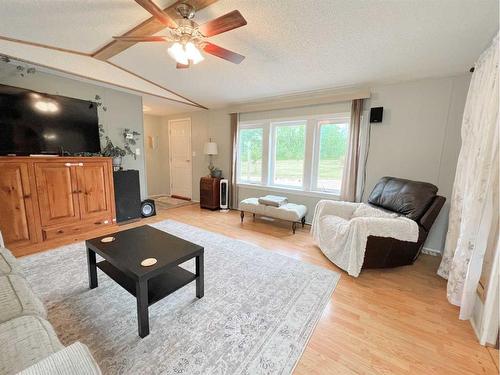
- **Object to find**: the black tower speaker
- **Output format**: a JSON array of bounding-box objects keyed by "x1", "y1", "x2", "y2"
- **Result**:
[
  {"x1": 113, "y1": 170, "x2": 141, "y2": 223},
  {"x1": 370, "y1": 107, "x2": 383, "y2": 123},
  {"x1": 140, "y1": 199, "x2": 156, "y2": 218}
]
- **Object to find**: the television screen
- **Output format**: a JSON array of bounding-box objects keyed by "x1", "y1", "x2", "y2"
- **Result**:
[{"x1": 0, "y1": 84, "x2": 100, "y2": 155}]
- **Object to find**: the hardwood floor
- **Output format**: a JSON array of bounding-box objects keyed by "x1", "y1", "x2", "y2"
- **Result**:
[{"x1": 21, "y1": 204, "x2": 498, "y2": 374}]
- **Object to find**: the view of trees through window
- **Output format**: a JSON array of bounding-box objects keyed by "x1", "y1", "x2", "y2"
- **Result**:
[
  {"x1": 317, "y1": 121, "x2": 349, "y2": 191},
  {"x1": 237, "y1": 118, "x2": 350, "y2": 193},
  {"x1": 273, "y1": 123, "x2": 306, "y2": 186},
  {"x1": 238, "y1": 127, "x2": 263, "y2": 183}
]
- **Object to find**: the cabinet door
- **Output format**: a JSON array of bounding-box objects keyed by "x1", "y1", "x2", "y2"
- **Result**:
[
  {"x1": 76, "y1": 162, "x2": 113, "y2": 221},
  {"x1": 34, "y1": 162, "x2": 80, "y2": 227},
  {"x1": 0, "y1": 162, "x2": 38, "y2": 247}
]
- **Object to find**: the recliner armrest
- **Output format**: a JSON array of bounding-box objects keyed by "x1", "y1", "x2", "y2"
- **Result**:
[
  {"x1": 313, "y1": 200, "x2": 360, "y2": 220},
  {"x1": 419, "y1": 195, "x2": 446, "y2": 232}
]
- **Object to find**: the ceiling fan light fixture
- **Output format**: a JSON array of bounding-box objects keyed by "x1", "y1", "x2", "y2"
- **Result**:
[
  {"x1": 167, "y1": 42, "x2": 188, "y2": 65},
  {"x1": 185, "y1": 42, "x2": 204, "y2": 64}
]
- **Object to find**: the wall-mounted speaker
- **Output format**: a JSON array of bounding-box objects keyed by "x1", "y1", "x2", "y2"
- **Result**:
[
  {"x1": 370, "y1": 107, "x2": 383, "y2": 123},
  {"x1": 141, "y1": 199, "x2": 156, "y2": 218},
  {"x1": 220, "y1": 179, "x2": 229, "y2": 209}
]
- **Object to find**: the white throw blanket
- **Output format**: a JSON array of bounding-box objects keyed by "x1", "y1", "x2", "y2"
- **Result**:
[
  {"x1": 311, "y1": 201, "x2": 419, "y2": 277},
  {"x1": 258, "y1": 195, "x2": 288, "y2": 207}
]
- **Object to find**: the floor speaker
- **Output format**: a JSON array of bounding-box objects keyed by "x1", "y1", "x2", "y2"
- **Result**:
[
  {"x1": 141, "y1": 199, "x2": 156, "y2": 218},
  {"x1": 113, "y1": 170, "x2": 141, "y2": 223}
]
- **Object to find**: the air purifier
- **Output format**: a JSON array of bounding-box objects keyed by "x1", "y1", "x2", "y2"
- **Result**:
[{"x1": 220, "y1": 179, "x2": 229, "y2": 210}]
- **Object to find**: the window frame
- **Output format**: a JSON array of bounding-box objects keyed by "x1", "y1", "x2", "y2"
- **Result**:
[
  {"x1": 236, "y1": 112, "x2": 351, "y2": 198},
  {"x1": 236, "y1": 122, "x2": 267, "y2": 185},
  {"x1": 311, "y1": 115, "x2": 351, "y2": 195},
  {"x1": 269, "y1": 120, "x2": 308, "y2": 189}
]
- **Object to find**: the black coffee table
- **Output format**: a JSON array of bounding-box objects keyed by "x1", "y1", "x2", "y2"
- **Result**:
[{"x1": 85, "y1": 225, "x2": 204, "y2": 338}]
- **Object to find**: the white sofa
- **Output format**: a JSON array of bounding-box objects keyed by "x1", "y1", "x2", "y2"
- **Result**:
[{"x1": 0, "y1": 234, "x2": 101, "y2": 375}]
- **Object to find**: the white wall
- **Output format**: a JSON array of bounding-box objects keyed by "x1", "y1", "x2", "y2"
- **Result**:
[
  {"x1": 364, "y1": 74, "x2": 470, "y2": 252},
  {"x1": 0, "y1": 64, "x2": 148, "y2": 198},
  {"x1": 143, "y1": 114, "x2": 169, "y2": 196},
  {"x1": 157, "y1": 74, "x2": 470, "y2": 252}
]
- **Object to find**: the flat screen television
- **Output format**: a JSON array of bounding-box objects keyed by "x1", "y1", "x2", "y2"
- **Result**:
[{"x1": 0, "y1": 84, "x2": 100, "y2": 155}]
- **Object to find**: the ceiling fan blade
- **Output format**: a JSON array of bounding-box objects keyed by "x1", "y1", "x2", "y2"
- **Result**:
[
  {"x1": 134, "y1": 0, "x2": 177, "y2": 28},
  {"x1": 176, "y1": 63, "x2": 190, "y2": 69},
  {"x1": 198, "y1": 10, "x2": 247, "y2": 37},
  {"x1": 202, "y1": 42, "x2": 245, "y2": 64},
  {"x1": 112, "y1": 36, "x2": 167, "y2": 42}
]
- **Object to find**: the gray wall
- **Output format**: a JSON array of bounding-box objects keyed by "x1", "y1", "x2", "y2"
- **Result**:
[
  {"x1": 0, "y1": 65, "x2": 147, "y2": 198},
  {"x1": 150, "y1": 74, "x2": 471, "y2": 253}
]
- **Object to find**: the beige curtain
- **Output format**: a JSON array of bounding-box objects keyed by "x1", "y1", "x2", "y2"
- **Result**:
[
  {"x1": 229, "y1": 113, "x2": 239, "y2": 209},
  {"x1": 340, "y1": 99, "x2": 363, "y2": 201}
]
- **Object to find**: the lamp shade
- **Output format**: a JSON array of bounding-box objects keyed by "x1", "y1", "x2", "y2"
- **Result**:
[{"x1": 204, "y1": 142, "x2": 218, "y2": 155}]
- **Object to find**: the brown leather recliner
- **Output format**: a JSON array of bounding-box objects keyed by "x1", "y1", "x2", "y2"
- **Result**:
[{"x1": 362, "y1": 176, "x2": 446, "y2": 269}]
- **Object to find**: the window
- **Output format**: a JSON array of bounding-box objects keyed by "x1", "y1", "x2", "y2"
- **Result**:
[
  {"x1": 237, "y1": 127, "x2": 263, "y2": 183},
  {"x1": 271, "y1": 121, "x2": 306, "y2": 187},
  {"x1": 236, "y1": 113, "x2": 352, "y2": 197},
  {"x1": 314, "y1": 120, "x2": 349, "y2": 193}
]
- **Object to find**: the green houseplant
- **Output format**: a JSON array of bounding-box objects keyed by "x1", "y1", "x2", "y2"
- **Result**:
[{"x1": 101, "y1": 137, "x2": 126, "y2": 169}]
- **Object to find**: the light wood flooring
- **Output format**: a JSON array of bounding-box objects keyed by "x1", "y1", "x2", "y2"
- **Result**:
[{"x1": 23, "y1": 204, "x2": 499, "y2": 374}]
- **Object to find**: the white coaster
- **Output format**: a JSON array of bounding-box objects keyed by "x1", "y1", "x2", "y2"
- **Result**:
[
  {"x1": 100, "y1": 236, "x2": 115, "y2": 243},
  {"x1": 141, "y1": 258, "x2": 157, "y2": 267}
]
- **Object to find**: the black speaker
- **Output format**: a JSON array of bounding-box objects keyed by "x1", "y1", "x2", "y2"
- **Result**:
[
  {"x1": 141, "y1": 199, "x2": 156, "y2": 218},
  {"x1": 113, "y1": 170, "x2": 141, "y2": 223},
  {"x1": 370, "y1": 107, "x2": 383, "y2": 123}
]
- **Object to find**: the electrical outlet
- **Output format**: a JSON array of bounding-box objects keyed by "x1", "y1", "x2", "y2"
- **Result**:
[{"x1": 135, "y1": 148, "x2": 141, "y2": 156}]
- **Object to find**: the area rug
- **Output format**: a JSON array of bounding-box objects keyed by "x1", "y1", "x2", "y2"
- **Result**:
[
  {"x1": 19, "y1": 220, "x2": 339, "y2": 375},
  {"x1": 152, "y1": 195, "x2": 194, "y2": 210}
]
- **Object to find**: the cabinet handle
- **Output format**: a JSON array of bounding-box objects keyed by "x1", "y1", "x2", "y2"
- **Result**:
[
  {"x1": 64, "y1": 163, "x2": 84, "y2": 167},
  {"x1": 23, "y1": 194, "x2": 31, "y2": 199}
]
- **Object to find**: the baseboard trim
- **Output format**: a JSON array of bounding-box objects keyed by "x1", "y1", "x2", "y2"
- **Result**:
[{"x1": 422, "y1": 247, "x2": 441, "y2": 256}]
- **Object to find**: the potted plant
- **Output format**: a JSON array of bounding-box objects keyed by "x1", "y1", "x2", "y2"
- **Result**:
[{"x1": 101, "y1": 137, "x2": 126, "y2": 169}]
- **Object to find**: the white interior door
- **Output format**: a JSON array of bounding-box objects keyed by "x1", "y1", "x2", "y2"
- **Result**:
[{"x1": 168, "y1": 118, "x2": 192, "y2": 199}]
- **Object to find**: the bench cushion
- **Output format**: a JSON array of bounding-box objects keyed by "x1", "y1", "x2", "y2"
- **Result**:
[
  {"x1": 0, "y1": 274, "x2": 47, "y2": 324},
  {"x1": 240, "y1": 198, "x2": 307, "y2": 221}
]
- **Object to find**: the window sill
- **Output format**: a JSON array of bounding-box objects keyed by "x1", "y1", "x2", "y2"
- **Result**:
[{"x1": 236, "y1": 183, "x2": 341, "y2": 200}]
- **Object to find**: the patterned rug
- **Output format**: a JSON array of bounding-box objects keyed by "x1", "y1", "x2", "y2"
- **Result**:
[{"x1": 19, "y1": 220, "x2": 339, "y2": 375}]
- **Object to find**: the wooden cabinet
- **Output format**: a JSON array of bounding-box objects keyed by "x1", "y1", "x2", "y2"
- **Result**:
[
  {"x1": 0, "y1": 157, "x2": 116, "y2": 256},
  {"x1": 34, "y1": 162, "x2": 80, "y2": 227},
  {"x1": 200, "y1": 176, "x2": 221, "y2": 210},
  {"x1": 0, "y1": 162, "x2": 39, "y2": 248}
]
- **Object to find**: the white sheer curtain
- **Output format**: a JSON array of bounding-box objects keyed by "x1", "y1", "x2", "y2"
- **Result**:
[{"x1": 437, "y1": 33, "x2": 499, "y2": 319}]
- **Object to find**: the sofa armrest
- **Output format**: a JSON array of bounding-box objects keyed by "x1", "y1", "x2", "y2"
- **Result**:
[
  {"x1": 17, "y1": 342, "x2": 101, "y2": 375},
  {"x1": 419, "y1": 195, "x2": 446, "y2": 232},
  {"x1": 313, "y1": 200, "x2": 360, "y2": 221}
]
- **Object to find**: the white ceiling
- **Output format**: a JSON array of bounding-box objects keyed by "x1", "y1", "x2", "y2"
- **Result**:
[{"x1": 0, "y1": 0, "x2": 498, "y2": 115}]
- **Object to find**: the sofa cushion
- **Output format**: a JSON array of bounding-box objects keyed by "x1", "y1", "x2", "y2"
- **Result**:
[
  {"x1": 0, "y1": 274, "x2": 46, "y2": 324},
  {"x1": 367, "y1": 176, "x2": 438, "y2": 221},
  {"x1": 0, "y1": 315, "x2": 63, "y2": 375},
  {"x1": 0, "y1": 247, "x2": 23, "y2": 276},
  {"x1": 18, "y1": 342, "x2": 101, "y2": 375}
]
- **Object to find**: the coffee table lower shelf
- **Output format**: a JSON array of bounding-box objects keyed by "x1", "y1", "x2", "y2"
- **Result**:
[{"x1": 96, "y1": 261, "x2": 197, "y2": 306}]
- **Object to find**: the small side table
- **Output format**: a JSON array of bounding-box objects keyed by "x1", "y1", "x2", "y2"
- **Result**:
[{"x1": 200, "y1": 176, "x2": 221, "y2": 210}]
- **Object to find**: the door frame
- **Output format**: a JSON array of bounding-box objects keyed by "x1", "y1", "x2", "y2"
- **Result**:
[{"x1": 168, "y1": 118, "x2": 192, "y2": 199}]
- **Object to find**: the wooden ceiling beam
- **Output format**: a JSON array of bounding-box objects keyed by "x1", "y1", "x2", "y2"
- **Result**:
[{"x1": 92, "y1": 0, "x2": 218, "y2": 61}]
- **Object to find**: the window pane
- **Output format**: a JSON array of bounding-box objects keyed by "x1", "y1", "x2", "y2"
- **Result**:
[
  {"x1": 317, "y1": 121, "x2": 349, "y2": 191},
  {"x1": 238, "y1": 128, "x2": 263, "y2": 183},
  {"x1": 273, "y1": 123, "x2": 306, "y2": 187}
]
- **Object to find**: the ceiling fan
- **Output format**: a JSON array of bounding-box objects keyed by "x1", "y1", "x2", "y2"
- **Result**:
[{"x1": 113, "y1": 0, "x2": 247, "y2": 69}]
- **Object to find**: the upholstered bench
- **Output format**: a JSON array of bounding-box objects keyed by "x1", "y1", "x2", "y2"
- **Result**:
[{"x1": 239, "y1": 198, "x2": 307, "y2": 234}]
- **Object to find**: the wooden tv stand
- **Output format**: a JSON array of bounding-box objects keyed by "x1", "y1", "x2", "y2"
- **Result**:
[{"x1": 0, "y1": 156, "x2": 117, "y2": 257}]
